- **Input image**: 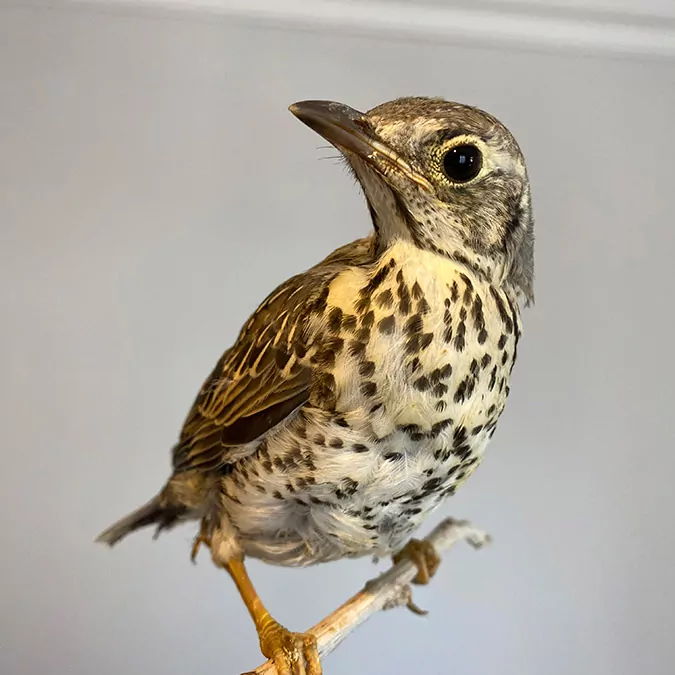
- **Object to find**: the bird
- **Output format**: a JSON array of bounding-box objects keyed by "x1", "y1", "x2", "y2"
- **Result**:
[{"x1": 97, "y1": 96, "x2": 534, "y2": 675}]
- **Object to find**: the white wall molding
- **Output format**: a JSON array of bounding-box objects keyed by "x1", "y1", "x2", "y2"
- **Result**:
[{"x1": 25, "y1": 0, "x2": 675, "y2": 59}]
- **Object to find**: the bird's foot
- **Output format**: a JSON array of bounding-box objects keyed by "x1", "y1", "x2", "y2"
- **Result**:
[
  {"x1": 190, "y1": 519, "x2": 211, "y2": 563},
  {"x1": 392, "y1": 538, "x2": 441, "y2": 615},
  {"x1": 393, "y1": 538, "x2": 441, "y2": 585},
  {"x1": 256, "y1": 619, "x2": 321, "y2": 675}
]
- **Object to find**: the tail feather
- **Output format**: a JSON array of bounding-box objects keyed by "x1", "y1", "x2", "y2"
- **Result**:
[{"x1": 96, "y1": 495, "x2": 186, "y2": 547}]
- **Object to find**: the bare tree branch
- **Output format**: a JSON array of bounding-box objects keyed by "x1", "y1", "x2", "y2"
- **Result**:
[{"x1": 251, "y1": 517, "x2": 491, "y2": 675}]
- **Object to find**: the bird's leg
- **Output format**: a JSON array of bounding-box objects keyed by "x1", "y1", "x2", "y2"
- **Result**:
[
  {"x1": 392, "y1": 538, "x2": 442, "y2": 615},
  {"x1": 190, "y1": 518, "x2": 211, "y2": 563},
  {"x1": 225, "y1": 557, "x2": 321, "y2": 675}
]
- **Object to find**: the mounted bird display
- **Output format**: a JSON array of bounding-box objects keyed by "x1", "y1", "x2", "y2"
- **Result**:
[{"x1": 97, "y1": 96, "x2": 535, "y2": 675}]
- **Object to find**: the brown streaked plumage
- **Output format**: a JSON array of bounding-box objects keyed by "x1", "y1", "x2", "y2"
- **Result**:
[{"x1": 97, "y1": 97, "x2": 534, "y2": 675}]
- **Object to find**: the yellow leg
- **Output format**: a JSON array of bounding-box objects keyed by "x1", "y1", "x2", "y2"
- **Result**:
[{"x1": 225, "y1": 558, "x2": 321, "y2": 675}]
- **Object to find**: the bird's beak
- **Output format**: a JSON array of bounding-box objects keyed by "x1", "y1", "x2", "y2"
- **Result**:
[{"x1": 289, "y1": 100, "x2": 432, "y2": 191}]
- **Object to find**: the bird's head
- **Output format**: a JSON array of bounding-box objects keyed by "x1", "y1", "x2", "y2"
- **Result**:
[{"x1": 290, "y1": 97, "x2": 534, "y2": 303}]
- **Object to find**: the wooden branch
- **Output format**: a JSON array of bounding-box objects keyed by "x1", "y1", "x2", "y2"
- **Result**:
[{"x1": 251, "y1": 518, "x2": 491, "y2": 675}]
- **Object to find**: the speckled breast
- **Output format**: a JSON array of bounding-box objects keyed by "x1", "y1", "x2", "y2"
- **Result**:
[{"x1": 222, "y1": 242, "x2": 521, "y2": 566}]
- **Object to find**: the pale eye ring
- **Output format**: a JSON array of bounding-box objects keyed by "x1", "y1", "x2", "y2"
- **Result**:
[{"x1": 442, "y1": 144, "x2": 482, "y2": 183}]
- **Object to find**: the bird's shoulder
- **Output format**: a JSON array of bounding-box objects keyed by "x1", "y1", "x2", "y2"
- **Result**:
[{"x1": 172, "y1": 236, "x2": 376, "y2": 472}]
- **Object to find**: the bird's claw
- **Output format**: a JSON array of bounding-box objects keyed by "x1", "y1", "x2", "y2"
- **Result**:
[
  {"x1": 257, "y1": 620, "x2": 321, "y2": 675},
  {"x1": 392, "y1": 538, "x2": 441, "y2": 585}
]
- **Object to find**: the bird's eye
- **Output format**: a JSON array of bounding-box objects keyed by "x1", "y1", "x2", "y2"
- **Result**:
[{"x1": 442, "y1": 144, "x2": 482, "y2": 183}]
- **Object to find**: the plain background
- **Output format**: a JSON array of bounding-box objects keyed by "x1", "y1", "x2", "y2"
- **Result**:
[{"x1": 2, "y1": 3, "x2": 675, "y2": 675}]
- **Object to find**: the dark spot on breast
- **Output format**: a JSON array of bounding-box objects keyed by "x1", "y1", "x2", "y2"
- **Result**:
[
  {"x1": 431, "y1": 418, "x2": 453, "y2": 435},
  {"x1": 414, "y1": 375, "x2": 431, "y2": 391},
  {"x1": 459, "y1": 272, "x2": 473, "y2": 291},
  {"x1": 433, "y1": 382, "x2": 448, "y2": 397},
  {"x1": 359, "y1": 360, "x2": 376, "y2": 377},
  {"x1": 419, "y1": 333, "x2": 434, "y2": 350},
  {"x1": 417, "y1": 297, "x2": 431, "y2": 314},
  {"x1": 314, "y1": 372, "x2": 337, "y2": 408},
  {"x1": 477, "y1": 328, "x2": 488, "y2": 344},
  {"x1": 488, "y1": 366, "x2": 497, "y2": 391},
  {"x1": 450, "y1": 281, "x2": 459, "y2": 302},
  {"x1": 342, "y1": 314, "x2": 357, "y2": 332},
  {"x1": 453, "y1": 329, "x2": 466, "y2": 352},
  {"x1": 378, "y1": 314, "x2": 396, "y2": 334},
  {"x1": 327, "y1": 307, "x2": 343, "y2": 333},
  {"x1": 454, "y1": 377, "x2": 470, "y2": 403},
  {"x1": 498, "y1": 334, "x2": 508, "y2": 350},
  {"x1": 410, "y1": 357, "x2": 421, "y2": 373},
  {"x1": 481, "y1": 353, "x2": 492, "y2": 369},
  {"x1": 411, "y1": 281, "x2": 424, "y2": 299},
  {"x1": 302, "y1": 451, "x2": 316, "y2": 471},
  {"x1": 405, "y1": 335, "x2": 420, "y2": 355},
  {"x1": 375, "y1": 289, "x2": 394, "y2": 309},
  {"x1": 329, "y1": 437, "x2": 344, "y2": 449},
  {"x1": 401, "y1": 424, "x2": 425, "y2": 441},
  {"x1": 364, "y1": 265, "x2": 391, "y2": 295},
  {"x1": 405, "y1": 313, "x2": 423, "y2": 335},
  {"x1": 397, "y1": 280, "x2": 412, "y2": 315},
  {"x1": 443, "y1": 326, "x2": 453, "y2": 343},
  {"x1": 370, "y1": 402, "x2": 384, "y2": 414},
  {"x1": 348, "y1": 340, "x2": 367, "y2": 358},
  {"x1": 435, "y1": 400, "x2": 447, "y2": 412},
  {"x1": 384, "y1": 451, "x2": 403, "y2": 462},
  {"x1": 355, "y1": 327, "x2": 370, "y2": 343},
  {"x1": 453, "y1": 425, "x2": 467, "y2": 445},
  {"x1": 355, "y1": 295, "x2": 371, "y2": 315},
  {"x1": 352, "y1": 443, "x2": 369, "y2": 453},
  {"x1": 422, "y1": 477, "x2": 444, "y2": 492},
  {"x1": 361, "y1": 381, "x2": 377, "y2": 397},
  {"x1": 490, "y1": 287, "x2": 513, "y2": 334},
  {"x1": 453, "y1": 444, "x2": 472, "y2": 460},
  {"x1": 439, "y1": 364, "x2": 452, "y2": 378}
]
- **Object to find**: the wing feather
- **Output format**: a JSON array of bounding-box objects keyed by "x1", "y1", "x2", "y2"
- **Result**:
[{"x1": 171, "y1": 236, "x2": 376, "y2": 474}]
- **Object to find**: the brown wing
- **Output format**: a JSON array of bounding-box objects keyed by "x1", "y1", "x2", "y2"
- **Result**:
[{"x1": 172, "y1": 236, "x2": 375, "y2": 473}]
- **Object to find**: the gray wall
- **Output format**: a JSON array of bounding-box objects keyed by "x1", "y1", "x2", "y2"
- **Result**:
[{"x1": 1, "y1": 3, "x2": 675, "y2": 675}]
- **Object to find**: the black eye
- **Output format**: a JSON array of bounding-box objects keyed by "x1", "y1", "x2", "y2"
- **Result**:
[{"x1": 442, "y1": 144, "x2": 482, "y2": 183}]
